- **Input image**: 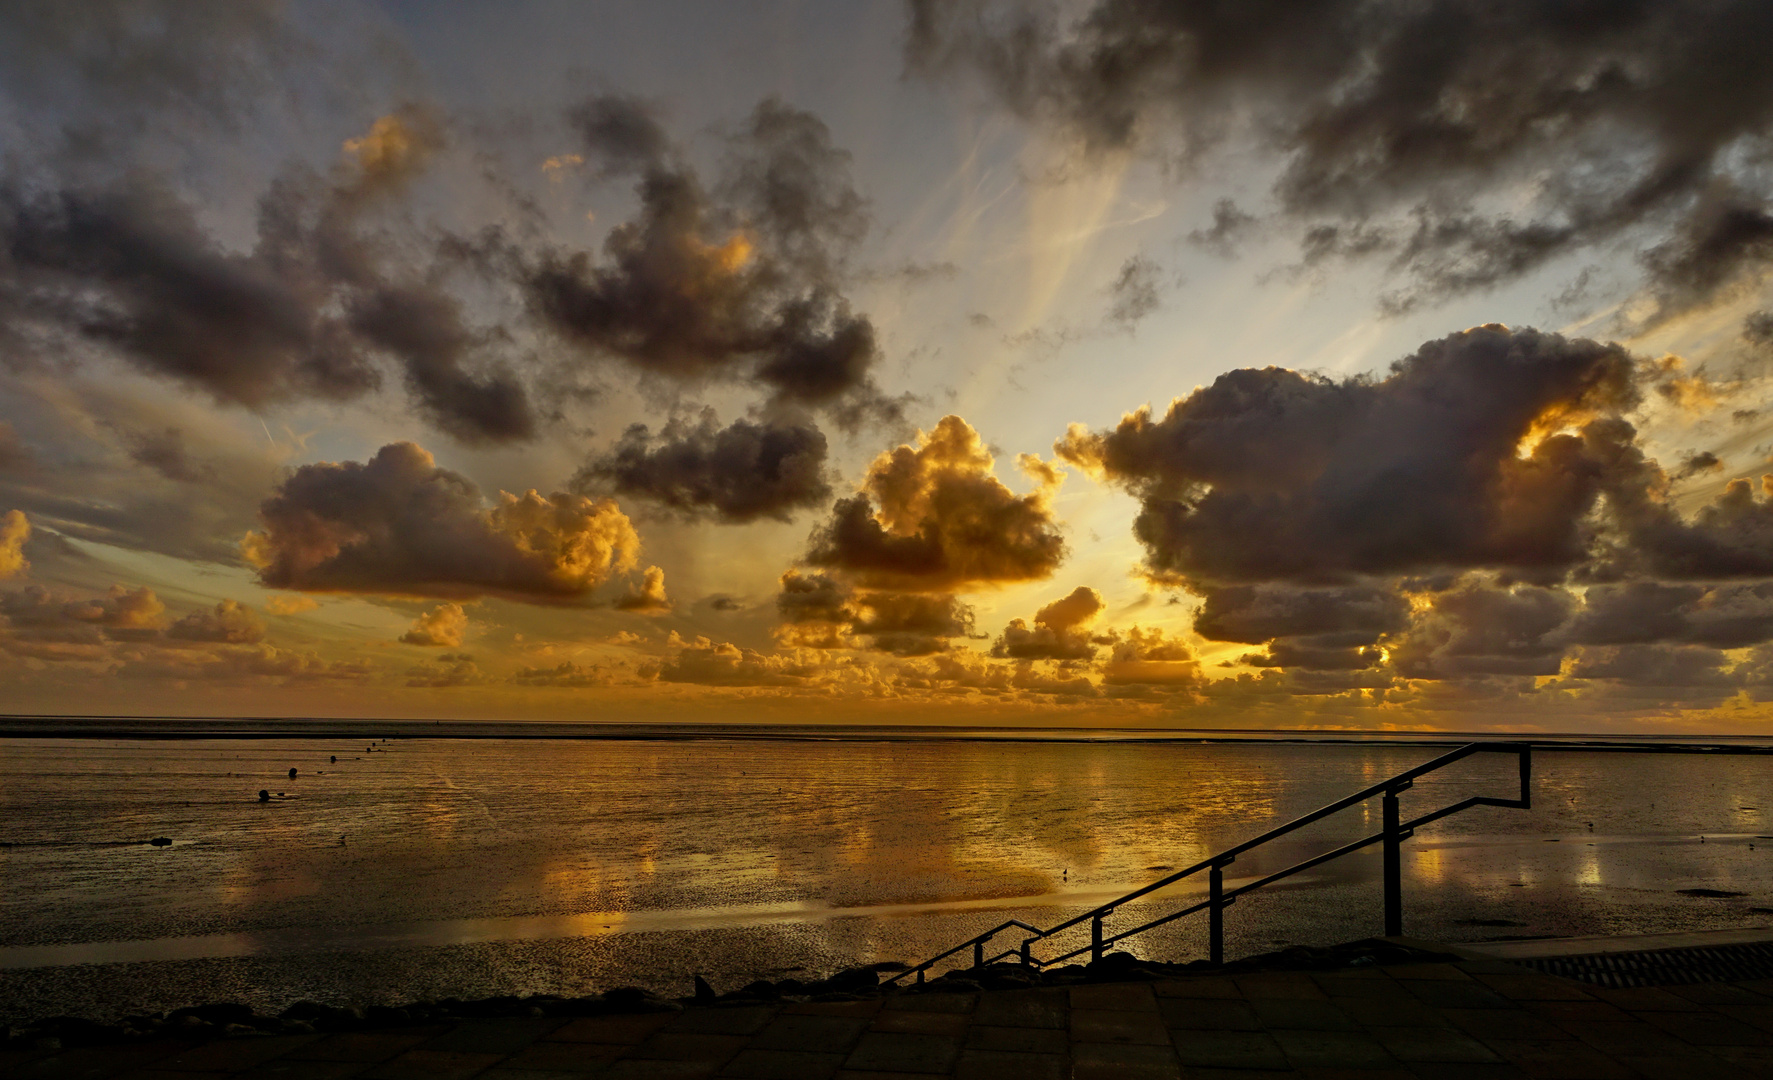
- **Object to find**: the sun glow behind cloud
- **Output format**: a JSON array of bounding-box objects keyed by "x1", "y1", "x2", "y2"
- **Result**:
[{"x1": 0, "y1": 2, "x2": 1770, "y2": 731}]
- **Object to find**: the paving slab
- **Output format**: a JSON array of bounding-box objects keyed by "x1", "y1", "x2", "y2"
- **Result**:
[
  {"x1": 288, "y1": 1032, "x2": 445, "y2": 1064},
  {"x1": 147, "y1": 1034, "x2": 320, "y2": 1072},
  {"x1": 549, "y1": 1015, "x2": 678, "y2": 1046},
  {"x1": 748, "y1": 1015, "x2": 869, "y2": 1054},
  {"x1": 967, "y1": 989, "x2": 1064, "y2": 1030},
  {"x1": 949, "y1": 1048, "x2": 1064, "y2": 1080},
  {"x1": 1247, "y1": 997, "x2": 1359, "y2": 1031},
  {"x1": 718, "y1": 1047, "x2": 844, "y2": 1079},
  {"x1": 25, "y1": 942, "x2": 1773, "y2": 1080},
  {"x1": 958, "y1": 1024, "x2": 1066, "y2": 1054},
  {"x1": 841, "y1": 1031, "x2": 959, "y2": 1075},
  {"x1": 1269, "y1": 1029, "x2": 1398, "y2": 1070},
  {"x1": 1069, "y1": 1042, "x2": 1181, "y2": 1080},
  {"x1": 497, "y1": 1040, "x2": 625, "y2": 1072},
  {"x1": 419, "y1": 1018, "x2": 566, "y2": 1055},
  {"x1": 357, "y1": 1049, "x2": 504, "y2": 1080},
  {"x1": 237, "y1": 1059, "x2": 371, "y2": 1080},
  {"x1": 867, "y1": 1011, "x2": 965, "y2": 1037}
]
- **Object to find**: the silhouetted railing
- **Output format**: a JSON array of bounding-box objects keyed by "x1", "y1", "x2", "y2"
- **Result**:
[{"x1": 888, "y1": 742, "x2": 1532, "y2": 984}]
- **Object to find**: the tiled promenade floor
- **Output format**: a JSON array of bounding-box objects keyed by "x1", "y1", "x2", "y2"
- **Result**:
[{"x1": 6, "y1": 956, "x2": 1773, "y2": 1080}]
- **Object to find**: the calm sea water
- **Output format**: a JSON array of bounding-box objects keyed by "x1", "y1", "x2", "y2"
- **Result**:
[{"x1": 2, "y1": 733, "x2": 1769, "y2": 1021}]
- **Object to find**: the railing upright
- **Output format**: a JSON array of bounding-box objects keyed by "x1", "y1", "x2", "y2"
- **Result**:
[
  {"x1": 1382, "y1": 781, "x2": 1406, "y2": 936},
  {"x1": 889, "y1": 742, "x2": 1532, "y2": 984},
  {"x1": 1208, "y1": 860, "x2": 1226, "y2": 965}
]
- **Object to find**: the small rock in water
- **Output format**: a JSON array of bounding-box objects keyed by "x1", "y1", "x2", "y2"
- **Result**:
[
  {"x1": 148, "y1": 837, "x2": 172, "y2": 847},
  {"x1": 257, "y1": 790, "x2": 270, "y2": 803}
]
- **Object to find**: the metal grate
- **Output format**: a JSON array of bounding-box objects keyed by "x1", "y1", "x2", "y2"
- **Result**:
[{"x1": 1521, "y1": 942, "x2": 1773, "y2": 988}]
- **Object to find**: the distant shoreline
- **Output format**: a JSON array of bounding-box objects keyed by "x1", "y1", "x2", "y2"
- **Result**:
[{"x1": 1, "y1": 715, "x2": 1769, "y2": 752}]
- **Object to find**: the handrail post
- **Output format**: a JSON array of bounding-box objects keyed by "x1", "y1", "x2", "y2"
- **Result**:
[
  {"x1": 894, "y1": 743, "x2": 1534, "y2": 980},
  {"x1": 1208, "y1": 861, "x2": 1225, "y2": 965},
  {"x1": 1382, "y1": 786, "x2": 1403, "y2": 937}
]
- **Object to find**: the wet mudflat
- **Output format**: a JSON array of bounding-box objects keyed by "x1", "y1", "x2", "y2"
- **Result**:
[{"x1": 2, "y1": 734, "x2": 1769, "y2": 1020}]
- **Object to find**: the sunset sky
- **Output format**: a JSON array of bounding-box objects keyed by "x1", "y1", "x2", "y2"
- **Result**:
[{"x1": 3, "y1": 1, "x2": 1773, "y2": 731}]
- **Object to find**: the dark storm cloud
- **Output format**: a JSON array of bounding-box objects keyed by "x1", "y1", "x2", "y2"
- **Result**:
[
  {"x1": 1188, "y1": 200, "x2": 1257, "y2": 258},
  {"x1": 907, "y1": 0, "x2": 1773, "y2": 314},
  {"x1": 1105, "y1": 256, "x2": 1163, "y2": 327},
  {"x1": 345, "y1": 283, "x2": 535, "y2": 444},
  {"x1": 1567, "y1": 580, "x2": 1773, "y2": 649},
  {"x1": 525, "y1": 96, "x2": 899, "y2": 425},
  {"x1": 245, "y1": 441, "x2": 641, "y2": 603},
  {"x1": 1673, "y1": 451, "x2": 1723, "y2": 480},
  {"x1": 576, "y1": 410, "x2": 831, "y2": 523},
  {"x1": 1618, "y1": 476, "x2": 1773, "y2": 580},
  {"x1": 1193, "y1": 584, "x2": 1409, "y2": 644},
  {"x1": 774, "y1": 569, "x2": 973, "y2": 655},
  {"x1": 1565, "y1": 643, "x2": 1732, "y2": 687},
  {"x1": 0, "y1": 1, "x2": 300, "y2": 151},
  {"x1": 849, "y1": 591, "x2": 974, "y2": 656},
  {"x1": 1058, "y1": 326, "x2": 1639, "y2": 585},
  {"x1": 0, "y1": 107, "x2": 539, "y2": 444},
  {"x1": 1053, "y1": 321, "x2": 1773, "y2": 691},
  {"x1": 1390, "y1": 582, "x2": 1574, "y2": 678},
  {"x1": 777, "y1": 569, "x2": 855, "y2": 625},
  {"x1": 1746, "y1": 311, "x2": 1773, "y2": 346},
  {"x1": 993, "y1": 585, "x2": 1106, "y2": 660},
  {"x1": 568, "y1": 94, "x2": 674, "y2": 179},
  {"x1": 0, "y1": 183, "x2": 379, "y2": 405},
  {"x1": 125, "y1": 427, "x2": 209, "y2": 484},
  {"x1": 1198, "y1": 582, "x2": 1407, "y2": 672},
  {"x1": 1640, "y1": 189, "x2": 1773, "y2": 322},
  {"x1": 804, "y1": 415, "x2": 1066, "y2": 592}
]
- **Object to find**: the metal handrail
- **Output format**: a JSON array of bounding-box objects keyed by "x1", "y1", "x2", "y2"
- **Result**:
[{"x1": 886, "y1": 742, "x2": 1530, "y2": 984}]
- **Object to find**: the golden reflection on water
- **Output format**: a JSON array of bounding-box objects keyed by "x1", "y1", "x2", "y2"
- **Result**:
[
  {"x1": 1575, "y1": 847, "x2": 1604, "y2": 887},
  {"x1": 1410, "y1": 844, "x2": 1446, "y2": 886},
  {"x1": 16, "y1": 737, "x2": 1773, "y2": 977}
]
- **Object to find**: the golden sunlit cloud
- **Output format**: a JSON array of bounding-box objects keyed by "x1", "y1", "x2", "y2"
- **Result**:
[
  {"x1": 242, "y1": 443, "x2": 643, "y2": 603},
  {"x1": 402, "y1": 603, "x2": 469, "y2": 647},
  {"x1": 615, "y1": 565, "x2": 671, "y2": 614},
  {"x1": 803, "y1": 415, "x2": 1067, "y2": 593},
  {"x1": 0, "y1": 510, "x2": 29, "y2": 580},
  {"x1": 541, "y1": 152, "x2": 584, "y2": 179},
  {"x1": 342, "y1": 108, "x2": 444, "y2": 192},
  {"x1": 266, "y1": 595, "x2": 321, "y2": 616}
]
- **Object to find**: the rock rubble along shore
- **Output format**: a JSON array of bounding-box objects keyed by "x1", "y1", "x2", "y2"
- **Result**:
[{"x1": 1, "y1": 939, "x2": 1448, "y2": 1052}]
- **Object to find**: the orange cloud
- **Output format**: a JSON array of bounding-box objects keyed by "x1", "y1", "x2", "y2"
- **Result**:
[
  {"x1": 266, "y1": 595, "x2": 321, "y2": 616},
  {"x1": 804, "y1": 415, "x2": 1066, "y2": 592},
  {"x1": 401, "y1": 603, "x2": 468, "y2": 647},
  {"x1": 244, "y1": 442, "x2": 641, "y2": 602},
  {"x1": 615, "y1": 565, "x2": 672, "y2": 614},
  {"x1": 0, "y1": 510, "x2": 27, "y2": 580}
]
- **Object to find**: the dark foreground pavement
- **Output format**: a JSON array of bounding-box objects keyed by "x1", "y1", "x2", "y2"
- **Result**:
[{"x1": 5, "y1": 946, "x2": 1773, "y2": 1079}]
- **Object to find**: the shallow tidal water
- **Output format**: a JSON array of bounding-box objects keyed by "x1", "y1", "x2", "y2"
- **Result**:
[{"x1": 2, "y1": 732, "x2": 1770, "y2": 1021}]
